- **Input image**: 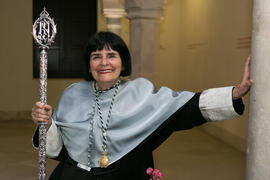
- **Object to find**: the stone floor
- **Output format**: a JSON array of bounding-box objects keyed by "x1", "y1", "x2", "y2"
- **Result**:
[
  {"x1": 0, "y1": 120, "x2": 245, "y2": 180},
  {"x1": 156, "y1": 129, "x2": 246, "y2": 180},
  {"x1": 0, "y1": 120, "x2": 58, "y2": 180}
]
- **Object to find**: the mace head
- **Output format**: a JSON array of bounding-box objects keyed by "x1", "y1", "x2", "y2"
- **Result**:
[{"x1": 32, "y1": 8, "x2": 57, "y2": 49}]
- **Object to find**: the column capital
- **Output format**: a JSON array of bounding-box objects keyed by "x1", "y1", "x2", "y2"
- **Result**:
[
  {"x1": 101, "y1": 0, "x2": 126, "y2": 35},
  {"x1": 101, "y1": 0, "x2": 126, "y2": 19},
  {"x1": 125, "y1": 0, "x2": 166, "y2": 19}
]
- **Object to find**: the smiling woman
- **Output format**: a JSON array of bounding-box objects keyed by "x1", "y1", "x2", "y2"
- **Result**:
[
  {"x1": 31, "y1": 31, "x2": 252, "y2": 180},
  {"x1": 84, "y1": 32, "x2": 132, "y2": 82},
  {"x1": 89, "y1": 49, "x2": 122, "y2": 90},
  {"x1": 87, "y1": 32, "x2": 131, "y2": 90}
]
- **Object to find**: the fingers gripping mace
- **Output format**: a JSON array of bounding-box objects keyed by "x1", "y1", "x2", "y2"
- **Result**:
[{"x1": 32, "y1": 8, "x2": 57, "y2": 180}]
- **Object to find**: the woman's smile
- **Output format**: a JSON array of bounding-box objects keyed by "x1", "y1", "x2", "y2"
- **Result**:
[{"x1": 98, "y1": 69, "x2": 113, "y2": 74}]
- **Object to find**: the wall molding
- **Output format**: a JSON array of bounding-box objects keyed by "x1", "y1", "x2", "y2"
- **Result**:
[
  {"x1": 200, "y1": 123, "x2": 246, "y2": 153},
  {"x1": 0, "y1": 111, "x2": 31, "y2": 121}
]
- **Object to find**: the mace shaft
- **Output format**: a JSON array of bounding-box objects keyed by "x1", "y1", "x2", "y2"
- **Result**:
[{"x1": 38, "y1": 48, "x2": 48, "y2": 180}]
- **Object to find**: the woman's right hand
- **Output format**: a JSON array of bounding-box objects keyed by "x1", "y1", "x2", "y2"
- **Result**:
[{"x1": 31, "y1": 102, "x2": 53, "y2": 129}]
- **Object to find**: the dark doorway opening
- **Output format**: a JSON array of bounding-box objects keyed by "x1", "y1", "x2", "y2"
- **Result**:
[{"x1": 33, "y1": 0, "x2": 97, "y2": 78}]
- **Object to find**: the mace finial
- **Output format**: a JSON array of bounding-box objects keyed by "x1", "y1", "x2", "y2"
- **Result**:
[{"x1": 32, "y1": 8, "x2": 57, "y2": 49}]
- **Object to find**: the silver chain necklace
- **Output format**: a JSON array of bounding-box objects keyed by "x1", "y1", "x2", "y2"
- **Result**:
[{"x1": 94, "y1": 80, "x2": 120, "y2": 168}]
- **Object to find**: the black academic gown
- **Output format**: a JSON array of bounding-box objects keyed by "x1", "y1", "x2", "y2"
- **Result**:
[{"x1": 33, "y1": 93, "x2": 244, "y2": 180}]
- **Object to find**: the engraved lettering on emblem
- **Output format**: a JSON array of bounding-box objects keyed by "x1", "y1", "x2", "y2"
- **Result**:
[{"x1": 38, "y1": 21, "x2": 50, "y2": 41}]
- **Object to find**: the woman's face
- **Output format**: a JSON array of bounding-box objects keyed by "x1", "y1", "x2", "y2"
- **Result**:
[{"x1": 90, "y1": 48, "x2": 122, "y2": 89}]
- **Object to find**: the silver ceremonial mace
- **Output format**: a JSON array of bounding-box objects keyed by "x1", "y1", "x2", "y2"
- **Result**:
[{"x1": 32, "y1": 8, "x2": 57, "y2": 180}]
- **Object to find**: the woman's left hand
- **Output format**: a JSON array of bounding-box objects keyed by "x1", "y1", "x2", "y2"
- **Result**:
[{"x1": 232, "y1": 55, "x2": 254, "y2": 100}]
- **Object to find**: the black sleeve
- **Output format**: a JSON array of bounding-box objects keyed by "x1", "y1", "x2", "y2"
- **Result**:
[
  {"x1": 145, "y1": 93, "x2": 245, "y2": 151},
  {"x1": 32, "y1": 127, "x2": 39, "y2": 148},
  {"x1": 233, "y1": 98, "x2": 245, "y2": 115},
  {"x1": 156, "y1": 92, "x2": 245, "y2": 132},
  {"x1": 170, "y1": 93, "x2": 206, "y2": 131}
]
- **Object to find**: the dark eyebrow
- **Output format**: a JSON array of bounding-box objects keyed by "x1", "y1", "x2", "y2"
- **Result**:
[
  {"x1": 107, "y1": 52, "x2": 117, "y2": 56},
  {"x1": 90, "y1": 53, "x2": 101, "y2": 57}
]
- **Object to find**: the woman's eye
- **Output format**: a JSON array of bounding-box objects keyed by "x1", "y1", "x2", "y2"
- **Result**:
[
  {"x1": 108, "y1": 55, "x2": 115, "y2": 58},
  {"x1": 92, "y1": 56, "x2": 101, "y2": 60}
]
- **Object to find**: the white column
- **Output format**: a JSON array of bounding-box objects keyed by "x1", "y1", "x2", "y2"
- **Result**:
[
  {"x1": 101, "y1": 0, "x2": 126, "y2": 35},
  {"x1": 125, "y1": 0, "x2": 166, "y2": 81},
  {"x1": 246, "y1": 1, "x2": 270, "y2": 179}
]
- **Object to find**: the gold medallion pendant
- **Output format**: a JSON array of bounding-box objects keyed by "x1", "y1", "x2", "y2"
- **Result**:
[{"x1": 99, "y1": 152, "x2": 109, "y2": 168}]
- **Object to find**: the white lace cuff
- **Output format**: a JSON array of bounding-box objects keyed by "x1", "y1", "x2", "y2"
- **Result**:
[
  {"x1": 46, "y1": 119, "x2": 63, "y2": 158},
  {"x1": 199, "y1": 86, "x2": 240, "y2": 121}
]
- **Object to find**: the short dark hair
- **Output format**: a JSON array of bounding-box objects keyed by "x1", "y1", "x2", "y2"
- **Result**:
[{"x1": 84, "y1": 31, "x2": 132, "y2": 81}]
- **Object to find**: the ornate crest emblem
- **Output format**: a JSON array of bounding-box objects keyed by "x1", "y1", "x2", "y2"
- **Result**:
[{"x1": 33, "y1": 8, "x2": 57, "y2": 48}]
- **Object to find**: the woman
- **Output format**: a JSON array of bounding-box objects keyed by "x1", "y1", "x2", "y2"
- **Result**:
[{"x1": 32, "y1": 31, "x2": 253, "y2": 180}]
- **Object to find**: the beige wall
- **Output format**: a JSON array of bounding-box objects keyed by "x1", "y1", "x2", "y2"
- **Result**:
[{"x1": 157, "y1": 0, "x2": 253, "y2": 152}]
